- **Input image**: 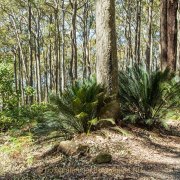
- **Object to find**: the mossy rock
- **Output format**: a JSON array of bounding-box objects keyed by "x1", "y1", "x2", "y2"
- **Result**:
[
  {"x1": 92, "y1": 152, "x2": 112, "y2": 164},
  {"x1": 77, "y1": 144, "x2": 90, "y2": 156},
  {"x1": 58, "y1": 140, "x2": 78, "y2": 156}
]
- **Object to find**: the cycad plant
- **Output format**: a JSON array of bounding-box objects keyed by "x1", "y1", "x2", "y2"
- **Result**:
[
  {"x1": 119, "y1": 65, "x2": 180, "y2": 127},
  {"x1": 46, "y1": 78, "x2": 112, "y2": 134}
]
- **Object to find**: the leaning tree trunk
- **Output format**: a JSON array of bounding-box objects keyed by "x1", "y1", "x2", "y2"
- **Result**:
[{"x1": 96, "y1": 0, "x2": 118, "y2": 95}]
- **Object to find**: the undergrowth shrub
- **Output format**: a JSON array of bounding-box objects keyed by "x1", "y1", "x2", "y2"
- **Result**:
[
  {"x1": 0, "y1": 103, "x2": 49, "y2": 132},
  {"x1": 45, "y1": 78, "x2": 114, "y2": 134},
  {"x1": 119, "y1": 65, "x2": 180, "y2": 128},
  {"x1": 0, "y1": 113, "x2": 16, "y2": 131}
]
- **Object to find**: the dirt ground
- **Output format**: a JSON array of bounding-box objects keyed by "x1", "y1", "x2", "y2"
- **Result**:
[{"x1": 0, "y1": 120, "x2": 179, "y2": 180}]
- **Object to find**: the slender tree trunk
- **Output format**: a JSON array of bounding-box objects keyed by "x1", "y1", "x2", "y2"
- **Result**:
[
  {"x1": 177, "y1": 2, "x2": 180, "y2": 72},
  {"x1": 54, "y1": 9, "x2": 59, "y2": 94},
  {"x1": 137, "y1": 0, "x2": 142, "y2": 64},
  {"x1": 49, "y1": 15, "x2": 53, "y2": 90},
  {"x1": 44, "y1": 50, "x2": 48, "y2": 102},
  {"x1": 10, "y1": 14, "x2": 28, "y2": 83},
  {"x1": 87, "y1": 41, "x2": 91, "y2": 76},
  {"x1": 13, "y1": 52, "x2": 17, "y2": 92},
  {"x1": 135, "y1": 1, "x2": 139, "y2": 63},
  {"x1": 160, "y1": 0, "x2": 168, "y2": 70},
  {"x1": 18, "y1": 47, "x2": 25, "y2": 105},
  {"x1": 127, "y1": 0, "x2": 133, "y2": 67},
  {"x1": 83, "y1": 1, "x2": 89, "y2": 79},
  {"x1": 146, "y1": 0, "x2": 153, "y2": 71},
  {"x1": 28, "y1": 1, "x2": 33, "y2": 104},
  {"x1": 70, "y1": 0, "x2": 78, "y2": 83},
  {"x1": 35, "y1": 36, "x2": 41, "y2": 103},
  {"x1": 61, "y1": 0, "x2": 65, "y2": 91}
]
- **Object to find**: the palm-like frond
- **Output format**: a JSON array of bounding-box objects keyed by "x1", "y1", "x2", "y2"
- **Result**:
[
  {"x1": 119, "y1": 65, "x2": 180, "y2": 127},
  {"x1": 47, "y1": 77, "x2": 106, "y2": 134}
]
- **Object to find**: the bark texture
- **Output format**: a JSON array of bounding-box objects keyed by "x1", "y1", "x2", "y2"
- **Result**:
[
  {"x1": 160, "y1": 0, "x2": 178, "y2": 71},
  {"x1": 177, "y1": 1, "x2": 180, "y2": 72},
  {"x1": 167, "y1": 0, "x2": 178, "y2": 71},
  {"x1": 96, "y1": 0, "x2": 118, "y2": 95}
]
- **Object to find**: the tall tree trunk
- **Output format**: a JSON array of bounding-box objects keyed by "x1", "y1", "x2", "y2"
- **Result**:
[
  {"x1": 61, "y1": 0, "x2": 65, "y2": 91},
  {"x1": 70, "y1": 0, "x2": 78, "y2": 83},
  {"x1": 83, "y1": 1, "x2": 89, "y2": 79},
  {"x1": 34, "y1": 11, "x2": 42, "y2": 103},
  {"x1": 13, "y1": 52, "x2": 18, "y2": 93},
  {"x1": 10, "y1": 14, "x2": 28, "y2": 83},
  {"x1": 146, "y1": 0, "x2": 153, "y2": 71},
  {"x1": 160, "y1": 0, "x2": 168, "y2": 70},
  {"x1": 18, "y1": 47, "x2": 25, "y2": 105},
  {"x1": 167, "y1": 0, "x2": 178, "y2": 71},
  {"x1": 35, "y1": 36, "x2": 41, "y2": 103},
  {"x1": 135, "y1": 0, "x2": 139, "y2": 63},
  {"x1": 137, "y1": 0, "x2": 142, "y2": 64},
  {"x1": 177, "y1": 1, "x2": 180, "y2": 72},
  {"x1": 44, "y1": 50, "x2": 48, "y2": 102},
  {"x1": 127, "y1": 0, "x2": 133, "y2": 67},
  {"x1": 28, "y1": 1, "x2": 33, "y2": 104},
  {"x1": 96, "y1": 0, "x2": 118, "y2": 95},
  {"x1": 54, "y1": 9, "x2": 59, "y2": 94},
  {"x1": 160, "y1": 0, "x2": 178, "y2": 71},
  {"x1": 54, "y1": 0, "x2": 61, "y2": 93}
]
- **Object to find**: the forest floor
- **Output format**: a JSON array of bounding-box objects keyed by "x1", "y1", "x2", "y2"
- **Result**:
[{"x1": 0, "y1": 120, "x2": 179, "y2": 180}]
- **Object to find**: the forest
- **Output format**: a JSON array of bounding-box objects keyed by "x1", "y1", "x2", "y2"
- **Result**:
[{"x1": 0, "y1": 0, "x2": 180, "y2": 179}]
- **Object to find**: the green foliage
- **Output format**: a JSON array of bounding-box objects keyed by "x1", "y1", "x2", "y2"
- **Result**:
[
  {"x1": 119, "y1": 65, "x2": 180, "y2": 127},
  {"x1": 46, "y1": 78, "x2": 110, "y2": 134},
  {"x1": 24, "y1": 86, "x2": 35, "y2": 96},
  {"x1": 0, "y1": 103, "x2": 49, "y2": 132},
  {"x1": 0, "y1": 62, "x2": 19, "y2": 110},
  {"x1": 0, "y1": 113, "x2": 16, "y2": 131},
  {"x1": 0, "y1": 63, "x2": 13, "y2": 93}
]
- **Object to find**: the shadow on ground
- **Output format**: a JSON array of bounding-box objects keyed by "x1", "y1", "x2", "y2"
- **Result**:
[
  {"x1": 1, "y1": 122, "x2": 180, "y2": 180},
  {"x1": 1, "y1": 159, "x2": 180, "y2": 179}
]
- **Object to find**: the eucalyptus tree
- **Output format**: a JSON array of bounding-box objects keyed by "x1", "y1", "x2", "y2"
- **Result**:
[
  {"x1": 160, "y1": 0, "x2": 178, "y2": 71},
  {"x1": 96, "y1": 0, "x2": 118, "y2": 95},
  {"x1": 0, "y1": 0, "x2": 178, "y2": 107},
  {"x1": 146, "y1": 0, "x2": 153, "y2": 71}
]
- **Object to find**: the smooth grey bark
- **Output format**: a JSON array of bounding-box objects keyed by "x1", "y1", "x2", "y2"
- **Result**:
[{"x1": 96, "y1": 0, "x2": 118, "y2": 95}]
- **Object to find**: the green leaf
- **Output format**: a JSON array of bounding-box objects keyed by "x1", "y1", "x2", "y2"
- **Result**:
[
  {"x1": 90, "y1": 100, "x2": 98, "y2": 109},
  {"x1": 75, "y1": 112, "x2": 88, "y2": 119},
  {"x1": 88, "y1": 118, "x2": 98, "y2": 126},
  {"x1": 73, "y1": 98, "x2": 82, "y2": 113},
  {"x1": 98, "y1": 118, "x2": 116, "y2": 125}
]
